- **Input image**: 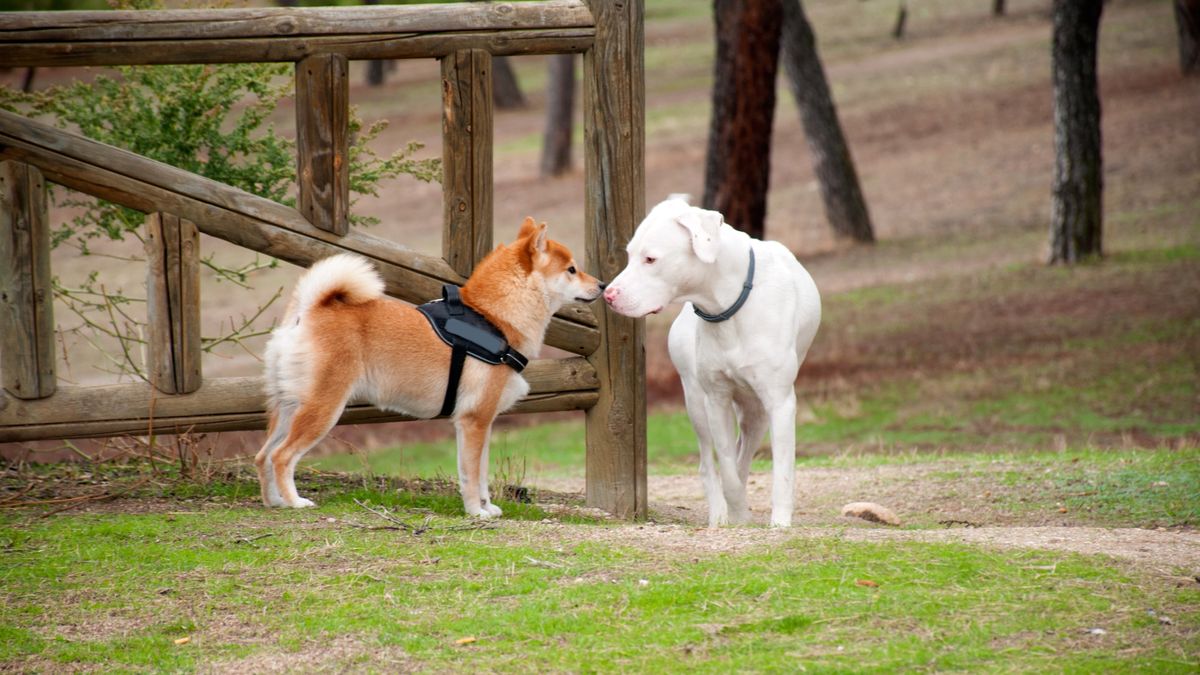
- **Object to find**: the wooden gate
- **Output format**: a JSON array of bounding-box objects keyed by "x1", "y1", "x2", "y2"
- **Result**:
[{"x1": 0, "y1": 0, "x2": 646, "y2": 518}]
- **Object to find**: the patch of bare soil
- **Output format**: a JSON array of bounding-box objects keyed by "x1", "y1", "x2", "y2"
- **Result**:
[{"x1": 529, "y1": 467, "x2": 1200, "y2": 574}]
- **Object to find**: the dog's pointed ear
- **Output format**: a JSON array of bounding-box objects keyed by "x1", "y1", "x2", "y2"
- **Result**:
[
  {"x1": 675, "y1": 208, "x2": 722, "y2": 264},
  {"x1": 516, "y1": 216, "x2": 537, "y2": 240},
  {"x1": 516, "y1": 217, "x2": 548, "y2": 271}
]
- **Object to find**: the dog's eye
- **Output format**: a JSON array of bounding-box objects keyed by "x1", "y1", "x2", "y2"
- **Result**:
[
  {"x1": 568, "y1": 266, "x2": 576, "y2": 274},
  {"x1": 644, "y1": 256, "x2": 657, "y2": 265}
]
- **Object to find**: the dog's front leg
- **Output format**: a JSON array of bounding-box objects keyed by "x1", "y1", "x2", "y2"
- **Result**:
[
  {"x1": 687, "y1": 393, "x2": 731, "y2": 527},
  {"x1": 455, "y1": 412, "x2": 500, "y2": 519},
  {"x1": 767, "y1": 389, "x2": 798, "y2": 528}
]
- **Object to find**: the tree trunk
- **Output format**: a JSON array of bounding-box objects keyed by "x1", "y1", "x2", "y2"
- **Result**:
[
  {"x1": 993, "y1": 0, "x2": 1007, "y2": 16},
  {"x1": 703, "y1": 0, "x2": 782, "y2": 240},
  {"x1": 893, "y1": 1, "x2": 908, "y2": 39},
  {"x1": 1177, "y1": 0, "x2": 1200, "y2": 75},
  {"x1": 781, "y1": 0, "x2": 874, "y2": 243},
  {"x1": 540, "y1": 54, "x2": 576, "y2": 177},
  {"x1": 492, "y1": 56, "x2": 528, "y2": 109},
  {"x1": 1049, "y1": 0, "x2": 1104, "y2": 264},
  {"x1": 364, "y1": 0, "x2": 387, "y2": 87}
]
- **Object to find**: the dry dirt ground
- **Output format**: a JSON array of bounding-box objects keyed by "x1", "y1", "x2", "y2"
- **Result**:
[{"x1": 530, "y1": 469, "x2": 1200, "y2": 576}]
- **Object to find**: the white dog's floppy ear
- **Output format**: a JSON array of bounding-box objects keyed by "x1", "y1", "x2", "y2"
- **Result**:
[{"x1": 675, "y1": 207, "x2": 722, "y2": 264}]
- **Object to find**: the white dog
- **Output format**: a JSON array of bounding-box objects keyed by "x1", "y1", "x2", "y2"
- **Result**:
[{"x1": 604, "y1": 196, "x2": 821, "y2": 527}]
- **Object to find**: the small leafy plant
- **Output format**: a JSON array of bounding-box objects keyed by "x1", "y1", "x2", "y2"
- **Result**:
[{"x1": 1, "y1": 25, "x2": 439, "y2": 382}]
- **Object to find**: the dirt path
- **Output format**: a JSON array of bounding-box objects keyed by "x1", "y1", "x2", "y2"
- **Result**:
[{"x1": 530, "y1": 470, "x2": 1200, "y2": 574}]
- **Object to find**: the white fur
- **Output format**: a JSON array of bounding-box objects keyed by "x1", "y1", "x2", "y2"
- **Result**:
[
  {"x1": 605, "y1": 196, "x2": 822, "y2": 527},
  {"x1": 289, "y1": 253, "x2": 384, "y2": 320}
]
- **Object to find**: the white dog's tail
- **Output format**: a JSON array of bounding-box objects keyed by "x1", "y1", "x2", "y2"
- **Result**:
[{"x1": 285, "y1": 253, "x2": 385, "y2": 321}]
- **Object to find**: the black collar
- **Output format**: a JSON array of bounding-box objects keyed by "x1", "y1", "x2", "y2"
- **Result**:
[{"x1": 693, "y1": 247, "x2": 755, "y2": 323}]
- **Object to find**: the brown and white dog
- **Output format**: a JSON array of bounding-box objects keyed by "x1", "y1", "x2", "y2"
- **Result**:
[{"x1": 254, "y1": 218, "x2": 603, "y2": 518}]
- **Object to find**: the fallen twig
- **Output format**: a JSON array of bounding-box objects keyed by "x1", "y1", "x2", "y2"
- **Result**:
[
  {"x1": 233, "y1": 533, "x2": 275, "y2": 545},
  {"x1": 353, "y1": 498, "x2": 433, "y2": 535},
  {"x1": 38, "y1": 474, "x2": 153, "y2": 518}
]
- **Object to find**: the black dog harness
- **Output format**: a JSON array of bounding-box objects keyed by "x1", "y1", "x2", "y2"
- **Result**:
[{"x1": 416, "y1": 284, "x2": 529, "y2": 417}]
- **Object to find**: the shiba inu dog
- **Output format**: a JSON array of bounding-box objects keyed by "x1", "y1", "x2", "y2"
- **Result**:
[{"x1": 255, "y1": 218, "x2": 604, "y2": 518}]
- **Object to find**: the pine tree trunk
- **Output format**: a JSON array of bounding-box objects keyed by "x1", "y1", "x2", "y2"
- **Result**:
[
  {"x1": 993, "y1": 0, "x2": 1007, "y2": 16},
  {"x1": 1049, "y1": 0, "x2": 1104, "y2": 264},
  {"x1": 781, "y1": 0, "x2": 874, "y2": 243},
  {"x1": 893, "y1": 1, "x2": 908, "y2": 39},
  {"x1": 1177, "y1": 0, "x2": 1200, "y2": 75},
  {"x1": 492, "y1": 56, "x2": 528, "y2": 109},
  {"x1": 540, "y1": 54, "x2": 576, "y2": 177},
  {"x1": 703, "y1": 0, "x2": 782, "y2": 240}
]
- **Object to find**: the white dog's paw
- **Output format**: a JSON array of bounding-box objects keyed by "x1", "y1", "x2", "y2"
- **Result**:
[
  {"x1": 286, "y1": 497, "x2": 317, "y2": 509},
  {"x1": 263, "y1": 492, "x2": 286, "y2": 508},
  {"x1": 482, "y1": 501, "x2": 503, "y2": 518},
  {"x1": 729, "y1": 507, "x2": 753, "y2": 525},
  {"x1": 707, "y1": 505, "x2": 730, "y2": 528},
  {"x1": 769, "y1": 512, "x2": 793, "y2": 528}
]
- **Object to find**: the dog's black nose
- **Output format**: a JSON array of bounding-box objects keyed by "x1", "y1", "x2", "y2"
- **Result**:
[{"x1": 598, "y1": 281, "x2": 608, "y2": 291}]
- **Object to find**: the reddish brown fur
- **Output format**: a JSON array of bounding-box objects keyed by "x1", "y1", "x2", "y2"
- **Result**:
[{"x1": 256, "y1": 218, "x2": 603, "y2": 516}]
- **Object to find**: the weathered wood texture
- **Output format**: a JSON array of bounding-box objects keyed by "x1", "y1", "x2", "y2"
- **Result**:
[
  {"x1": 441, "y1": 49, "x2": 494, "y2": 277},
  {"x1": 296, "y1": 53, "x2": 349, "y2": 235},
  {"x1": 0, "y1": 1, "x2": 592, "y2": 40},
  {"x1": 0, "y1": 357, "x2": 598, "y2": 442},
  {"x1": 0, "y1": 161, "x2": 54, "y2": 400},
  {"x1": 145, "y1": 213, "x2": 201, "y2": 395},
  {"x1": 0, "y1": 30, "x2": 594, "y2": 67},
  {"x1": 0, "y1": 109, "x2": 599, "y2": 356},
  {"x1": 0, "y1": 1, "x2": 595, "y2": 66},
  {"x1": 583, "y1": 0, "x2": 646, "y2": 519}
]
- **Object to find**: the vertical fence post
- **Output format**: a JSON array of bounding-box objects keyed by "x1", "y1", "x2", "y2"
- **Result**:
[
  {"x1": 145, "y1": 213, "x2": 201, "y2": 395},
  {"x1": 583, "y1": 0, "x2": 647, "y2": 519},
  {"x1": 296, "y1": 53, "x2": 350, "y2": 236},
  {"x1": 0, "y1": 161, "x2": 55, "y2": 400},
  {"x1": 441, "y1": 49, "x2": 494, "y2": 277}
]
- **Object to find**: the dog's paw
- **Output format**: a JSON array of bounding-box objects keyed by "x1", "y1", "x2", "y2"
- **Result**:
[
  {"x1": 287, "y1": 497, "x2": 317, "y2": 509},
  {"x1": 707, "y1": 507, "x2": 730, "y2": 528},
  {"x1": 729, "y1": 507, "x2": 753, "y2": 525},
  {"x1": 768, "y1": 513, "x2": 792, "y2": 528},
  {"x1": 482, "y1": 501, "x2": 503, "y2": 518}
]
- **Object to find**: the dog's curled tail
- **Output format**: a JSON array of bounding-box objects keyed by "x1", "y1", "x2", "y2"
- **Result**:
[{"x1": 286, "y1": 253, "x2": 385, "y2": 320}]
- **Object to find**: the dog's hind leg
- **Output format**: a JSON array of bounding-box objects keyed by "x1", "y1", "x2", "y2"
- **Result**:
[
  {"x1": 733, "y1": 396, "x2": 769, "y2": 486},
  {"x1": 708, "y1": 398, "x2": 752, "y2": 525},
  {"x1": 270, "y1": 368, "x2": 354, "y2": 508},
  {"x1": 255, "y1": 405, "x2": 296, "y2": 507},
  {"x1": 766, "y1": 388, "x2": 799, "y2": 528}
]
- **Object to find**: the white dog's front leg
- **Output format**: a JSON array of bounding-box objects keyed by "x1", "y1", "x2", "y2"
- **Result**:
[
  {"x1": 685, "y1": 393, "x2": 728, "y2": 527},
  {"x1": 767, "y1": 390, "x2": 798, "y2": 528}
]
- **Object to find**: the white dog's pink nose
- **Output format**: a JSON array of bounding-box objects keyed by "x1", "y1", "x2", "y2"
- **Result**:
[{"x1": 603, "y1": 286, "x2": 620, "y2": 305}]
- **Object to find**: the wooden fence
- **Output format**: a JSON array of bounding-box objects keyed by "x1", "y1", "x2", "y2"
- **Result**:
[{"x1": 0, "y1": 0, "x2": 646, "y2": 518}]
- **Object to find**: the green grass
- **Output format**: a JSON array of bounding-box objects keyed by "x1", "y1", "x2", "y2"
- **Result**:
[{"x1": 2, "y1": 496, "x2": 1197, "y2": 671}]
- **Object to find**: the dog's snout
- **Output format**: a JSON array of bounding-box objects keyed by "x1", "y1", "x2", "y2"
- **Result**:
[
  {"x1": 597, "y1": 281, "x2": 608, "y2": 291},
  {"x1": 603, "y1": 285, "x2": 619, "y2": 304}
]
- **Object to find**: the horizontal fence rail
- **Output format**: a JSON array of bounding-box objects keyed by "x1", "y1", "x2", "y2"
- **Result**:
[
  {"x1": 0, "y1": 358, "x2": 598, "y2": 442},
  {"x1": 0, "y1": 109, "x2": 600, "y2": 356},
  {"x1": 0, "y1": 0, "x2": 595, "y2": 66}
]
